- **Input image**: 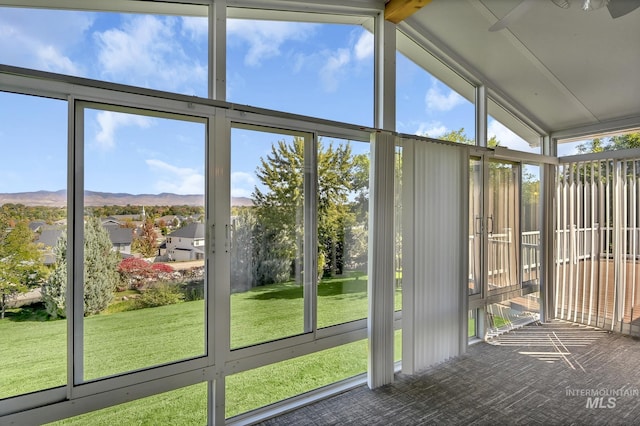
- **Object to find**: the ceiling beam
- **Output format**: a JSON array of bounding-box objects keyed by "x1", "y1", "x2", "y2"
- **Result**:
[{"x1": 384, "y1": 0, "x2": 431, "y2": 24}]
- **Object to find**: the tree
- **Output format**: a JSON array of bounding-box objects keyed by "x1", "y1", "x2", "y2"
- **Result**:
[
  {"x1": 253, "y1": 138, "x2": 305, "y2": 284},
  {"x1": 230, "y1": 208, "x2": 258, "y2": 291},
  {"x1": 0, "y1": 221, "x2": 47, "y2": 319},
  {"x1": 42, "y1": 233, "x2": 67, "y2": 319},
  {"x1": 252, "y1": 137, "x2": 360, "y2": 284},
  {"x1": 132, "y1": 218, "x2": 158, "y2": 257},
  {"x1": 84, "y1": 217, "x2": 121, "y2": 315},
  {"x1": 43, "y1": 218, "x2": 121, "y2": 317},
  {"x1": 317, "y1": 141, "x2": 356, "y2": 277},
  {"x1": 576, "y1": 132, "x2": 640, "y2": 154}
]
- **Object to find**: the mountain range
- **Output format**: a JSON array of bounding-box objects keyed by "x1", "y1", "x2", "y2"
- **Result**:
[{"x1": 0, "y1": 190, "x2": 253, "y2": 207}]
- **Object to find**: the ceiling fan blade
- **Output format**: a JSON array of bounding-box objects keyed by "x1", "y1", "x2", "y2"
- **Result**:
[
  {"x1": 489, "y1": 0, "x2": 536, "y2": 32},
  {"x1": 607, "y1": 0, "x2": 640, "y2": 18}
]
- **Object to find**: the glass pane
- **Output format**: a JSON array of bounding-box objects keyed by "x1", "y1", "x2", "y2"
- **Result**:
[
  {"x1": 0, "y1": 92, "x2": 67, "y2": 399},
  {"x1": 468, "y1": 158, "x2": 482, "y2": 295},
  {"x1": 230, "y1": 127, "x2": 306, "y2": 348},
  {"x1": 317, "y1": 138, "x2": 369, "y2": 328},
  {"x1": 487, "y1": 161, "x2": 519, "y2": 293},
  {"x1": 522, "y1": 164, "x2": 541, "y2": 288},
  {"x1": 47, "y1": 382, "x2": 207, "y2": 425},
  {"x1": 468, "y1": 309, "x2": 477, "y2": 338},
  {"x1": 227, "y1": 18, "x2": 374, "y2": 127},
  {"x1": 396, "y1": 44, "x2": 475, "y2": 143},
  {"x1": 226, "y1": 339, "x2": 367, "y2": 419},
  {"x1": 0, "y1": 6, "x2": 207, "y2": 97},
  {"x1": 82, "y1": 107, "x2": 206, "y2": 381},
  {"x1": 487, "y1": 100, "x2": 541, "y2": 153},
  {"x1": 557, "y1": 131, "x2": 640, "y2": 156},
  {"x1": 394, "y1": 329, "x2": 402, "y2": 362}
]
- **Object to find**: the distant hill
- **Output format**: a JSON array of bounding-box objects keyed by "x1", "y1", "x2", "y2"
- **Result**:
[{"x1": 0, "y1": 190, "x2": 253, "y2": 207}]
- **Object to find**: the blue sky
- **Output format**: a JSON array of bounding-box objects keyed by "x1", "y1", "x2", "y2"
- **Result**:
[{"x1": 0, "y1": 6, "x2": 535, "y2": 196}]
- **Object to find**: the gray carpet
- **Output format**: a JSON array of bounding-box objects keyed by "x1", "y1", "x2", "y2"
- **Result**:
[{"x1": 257, "y1": 321, "x2": 640, "y2": 425}]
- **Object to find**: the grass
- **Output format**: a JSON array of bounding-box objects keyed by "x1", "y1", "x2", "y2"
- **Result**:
[{"x1": 1, "y1": 275, "x2": 403, "y2": 423}]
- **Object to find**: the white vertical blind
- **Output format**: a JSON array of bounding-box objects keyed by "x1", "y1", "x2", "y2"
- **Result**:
[
  {"x1": 554, "y1": 158, "x2": 640, "y2": 335},
  {"x1": 402, "y1": 138, "x2": 468, "y2": 374},
  {"x1": 367, "y1": 131, "x2": 396, "y2": 388}
]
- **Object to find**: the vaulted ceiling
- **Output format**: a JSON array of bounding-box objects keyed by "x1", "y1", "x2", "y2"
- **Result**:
[{"x1": 400, "y1": 0, "x2": 640, "y2": 139}]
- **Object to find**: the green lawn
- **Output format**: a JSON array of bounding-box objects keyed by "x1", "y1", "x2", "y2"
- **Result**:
[{"x1": 1, "y1": 275, "x2": 403, "y2": 424}]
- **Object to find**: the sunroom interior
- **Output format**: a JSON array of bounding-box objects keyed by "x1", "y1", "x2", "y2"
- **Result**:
[{"x1": 1, "y1": 0, "x2": 639, "y2": 424}]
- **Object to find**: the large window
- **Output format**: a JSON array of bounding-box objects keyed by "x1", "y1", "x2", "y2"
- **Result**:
[
  {"x1": 229, "y1": 126, "x2": 371, "y2": 346},
  {"x1": 79, "y1": 104, "x2": 207, "y2": 381},
  {"x1": 0, "y1": 92, "x2": 67, "y2": 399},
  {"x1": 226, "y1": 339, "x2": 367, "y2": 419},
  {"x1": 488, "y1": 100, "x2": 541, "y2": 153},
  {"x1": 48, "y1": 382, "x2": 207, "y2": 425},
  {"x1": 557, "y1": 131, "x2": 640, "y2": 157},
  {"x1": 229, "y1": 126, "x2": 308, "y2": 348},
  {"x1": 0, "y1": 5, "x2": 208, "y2": 96},
  {"x1": 317, "y1": 137, "x2": 370, "y2": 328},
  {"x1": 227, "y1": 15, "x2": 374, "y2": 127},
  {"x1": 396, "y1": 33, "x2": 475, "y2": 143}
]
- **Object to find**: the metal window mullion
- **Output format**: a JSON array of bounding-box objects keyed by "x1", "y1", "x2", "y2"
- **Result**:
[
  {"x1": 70, "y1": 99, "x2": 85, "y2": 393},
  {"x1": 210, "y1": 0, "x2": 226, "y2": 101},
  {"x1": 304, "y1": 133, "x2": 318, "y2": 334},
  {"x1": 210, "y1": 110, "x2": 228, "y2": 426}
]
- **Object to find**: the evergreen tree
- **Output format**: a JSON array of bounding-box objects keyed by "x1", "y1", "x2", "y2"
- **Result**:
[
  {"x1": 43, "y1": 218, "x2": 121, "y2": 317},
  {"x1": 42, "y1": 233, "x2": 67, "y2": 318},
  {"x1": 84, "y1": 217, "x2": 121, "y2": 315}
]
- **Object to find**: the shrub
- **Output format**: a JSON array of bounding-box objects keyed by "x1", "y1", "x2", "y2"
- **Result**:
[
  {"x1": 136, "y1": 283, "x2": 184, "y2": 309},
  {"x1": 256, "y1": 258, "x2": 290, "y2": 285},
  {"x1": 182, "y1": 280, "x2": 204, "y2": 302}
]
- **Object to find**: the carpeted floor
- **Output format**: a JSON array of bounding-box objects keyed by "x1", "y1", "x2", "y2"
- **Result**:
[{"x1": 257, "y1": 321, "x2": 640, "y2": 425}]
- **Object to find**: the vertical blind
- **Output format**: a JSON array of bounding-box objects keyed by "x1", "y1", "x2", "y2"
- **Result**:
[
  {"x1": 402, "y1": 138, "x2": 468, "y2": 373},
  {"x1": 555, "y1": 158, "x2": 640, "y2": 336}
]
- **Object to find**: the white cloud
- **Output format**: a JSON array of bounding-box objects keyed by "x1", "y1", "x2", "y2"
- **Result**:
[
  {"x1": 415, "y1": 122, "x2": 448, "y2": 138},
  {"x1": 95, "y1": 111, "x2": 153, "y2": 150},
  {"x1": 0, "y1": 9, "x2": 92, "y2": 75},
  {"x1": 95, "y1": 15, "x2": 206, "y2": 93},
  {"x1": 146, "y1": 159, "x2": 204, "y2": 194},
  {"x1": 354, "y1": 31, "x2": 374, "y2": 61},
  {"x1": 320, "y1": 48, "x2": 351, "y2": 92},
  {"x1": 425, "y1": 81, "x2": 464, "y2": 112},
  {"x1": 488, "y1": 119, "x2": 531, "y2": 151},
  {"x1": 36, "y1": 45, "x2": 79, "y2": 75},
  {"x1": 231, "y1": 172, "x2": 257, "y2": 198},
  {"x1": 227, "y1": 20, "x2": 313, "y2": 66},
  {"x1": 181, "y1": 16, "x2": 208, "y2": 40}
]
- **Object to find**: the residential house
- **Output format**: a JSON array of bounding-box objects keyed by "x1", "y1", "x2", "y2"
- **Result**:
[
  {"x1": 165, "y1": 223, "x2": 205, "y2": 261},
  {"x1": 35, "y1": 228, "x2": 64, "y2": 265}
]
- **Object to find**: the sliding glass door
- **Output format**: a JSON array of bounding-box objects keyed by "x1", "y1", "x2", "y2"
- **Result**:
[{"x1": 469, "y1": 155, "x2": 541, "y2": 338}]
